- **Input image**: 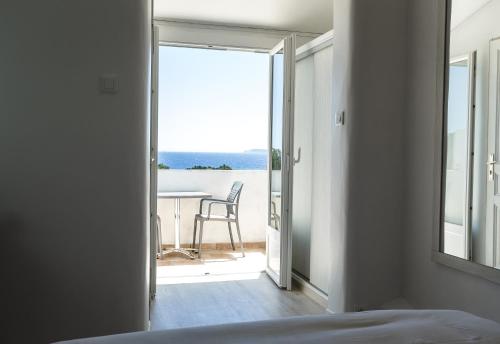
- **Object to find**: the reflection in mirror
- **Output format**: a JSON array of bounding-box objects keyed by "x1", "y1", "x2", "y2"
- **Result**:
[
  {"x1": 442, "y1": 0, "x2": 500, "y2": 269},
  {"x1": 270, "y1": 51, "x2": 284, "y2": 232},
  {"x1": 443, "y1": 57, "x2": 474, "y2": 260}
]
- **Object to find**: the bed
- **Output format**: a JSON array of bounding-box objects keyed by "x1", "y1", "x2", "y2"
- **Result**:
[{"x1": 56, "y1": 310, "x2": 500, "y2": 344}]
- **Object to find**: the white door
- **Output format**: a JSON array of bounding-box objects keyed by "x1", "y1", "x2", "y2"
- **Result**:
[
  {"x1": 149, "y1": 26, "x2": 159, "y2": 300},
  {"x1": 486, "y1": 39, "x2": 500, "y2": 268},
  {"x1": 266, "y1": 35, "x2": 295, "y2": 290}
]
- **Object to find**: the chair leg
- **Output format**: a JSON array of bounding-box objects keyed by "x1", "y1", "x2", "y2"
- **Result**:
[
  {"x1": 192, "y1": 219, "x2": 198, "y2": 249},
  {"x1": 227, "y1": 222, "x2": 235, "y2": 251},
  {"x1": 198, "y1": 221, "x2": 204, "y2": 259},
  {"x1": 235, "y1": 220, "x2": 245, "y2": 257}
]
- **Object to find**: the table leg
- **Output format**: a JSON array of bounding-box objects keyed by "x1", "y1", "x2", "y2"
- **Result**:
[
  {"x1": 174, "y1": 198, "x2": 181, "y2": 249},
  {"x1": 163, "y1": 197, "x2": 195, "y2": 259}
]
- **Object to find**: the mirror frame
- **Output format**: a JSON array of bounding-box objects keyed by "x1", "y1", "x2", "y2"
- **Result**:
[{"x1": 432, "y1": 0, "x2": 500, "y2": 284}]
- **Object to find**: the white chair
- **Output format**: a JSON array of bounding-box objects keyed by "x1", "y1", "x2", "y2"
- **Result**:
[{"x1": 192, "y1": 182, "x2": 245, "y2": 258}]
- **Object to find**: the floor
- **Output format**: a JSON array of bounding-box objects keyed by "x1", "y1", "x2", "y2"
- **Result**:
[{"x1": 151, "y1": 248, "x2": 327, "y2": 330}]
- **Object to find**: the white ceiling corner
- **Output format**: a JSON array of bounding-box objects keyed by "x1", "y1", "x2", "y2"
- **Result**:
[{"x1": 154, "y1": 0, "x2": 333, "y2": 34}]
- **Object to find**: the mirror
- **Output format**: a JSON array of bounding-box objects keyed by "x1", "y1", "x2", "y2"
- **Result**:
[{"x1": 441, "y1": 0, "x2": 500, "y2": 269}]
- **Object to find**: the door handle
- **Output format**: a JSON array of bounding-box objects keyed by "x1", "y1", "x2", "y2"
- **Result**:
[
  {"x1": 487, "y1": 153, "x2": 496, "y2": 181},
  {"x1": 293, "y1": 147, "x2": 301, "y2": 165}
]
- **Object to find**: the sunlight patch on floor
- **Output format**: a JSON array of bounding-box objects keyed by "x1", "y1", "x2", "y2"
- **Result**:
[
  {"x1": 157, "y1": 272, "x2": 263, "y2": 285},
  {"x1": 156, "y1": 249, "x2": 266, "y2": 285}
]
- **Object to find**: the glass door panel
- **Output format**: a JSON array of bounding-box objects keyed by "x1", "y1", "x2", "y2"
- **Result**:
[{"x1": 266, "y1": 36, "x2": 295, "y2": 289}]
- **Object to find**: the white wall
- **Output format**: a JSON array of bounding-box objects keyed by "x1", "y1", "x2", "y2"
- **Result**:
[
  {"x1": 154, "y1": 20, "x2": 318, "y2": 50},
  {"x1": 0, "y1": 1, "x2": 151, "y2": 342},
  {"x1": 158, "y1": 170, "x2": 267, "y2": 244},
  {"x1": 328, "y1": 0, "x2": 353, "y2": 313},
  {"x1": 404, "y1": 0, "x2": 500, "y2": 323},
  {"x1": 329, "y1": 0, "x2": 408, "y2": 312},
  {"x1": 327, "y1": 0, "x2": 500, "y2": 322}
]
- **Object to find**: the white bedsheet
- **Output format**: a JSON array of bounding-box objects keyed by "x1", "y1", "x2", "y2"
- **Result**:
[{"x1": 56, "y1": 310, "x2": 500, "y2": 344}]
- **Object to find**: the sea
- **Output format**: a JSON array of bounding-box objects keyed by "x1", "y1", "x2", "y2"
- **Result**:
[{"x1": 158, "y1": 151, "x2": 267, "y2": 170}]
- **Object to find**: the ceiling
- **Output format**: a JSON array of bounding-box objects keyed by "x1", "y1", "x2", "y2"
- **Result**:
[
  {"x1": 451, "y1": 0, "x2": 492, "y2": 29},
  {"x1": 154, "y1": 0, "x2": 333, "y2": 34}
]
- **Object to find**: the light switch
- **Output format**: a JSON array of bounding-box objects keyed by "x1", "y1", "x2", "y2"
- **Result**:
[
  {"x1": 335, "y1": 111, "x2": 345, "y2": 127},
  {"x1": 104, "y1": 78, "x2": 114, "y2": 90},
  {"x1": 99, "y1": 74, "x2": 119, "y2": 94}
]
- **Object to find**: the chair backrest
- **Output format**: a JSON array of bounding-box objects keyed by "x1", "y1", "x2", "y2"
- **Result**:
[{"x1": 226, "y1": 181, "x2": 244, "y2": 215}]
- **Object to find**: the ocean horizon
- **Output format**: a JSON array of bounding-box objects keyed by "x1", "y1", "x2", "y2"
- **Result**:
[{"x1": 158, "y1": 151, "x2": 267, "y2": 170}]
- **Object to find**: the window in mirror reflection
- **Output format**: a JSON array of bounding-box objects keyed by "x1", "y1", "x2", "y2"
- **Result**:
[
  {"x1": 443, "y1": 57, "x2": 474, "y2": 260},
  {"x1": 441, "y1": 0, "x2": 500, "y2": 269}
]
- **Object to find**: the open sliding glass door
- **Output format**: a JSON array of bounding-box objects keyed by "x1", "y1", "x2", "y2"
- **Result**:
[{"x1": 266, "y1": 35, "x2": 295, "y2": 290}]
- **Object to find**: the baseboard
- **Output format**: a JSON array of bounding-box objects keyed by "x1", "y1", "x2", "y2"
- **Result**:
[
  {"x1": 161, "y1": 241, "x2": 265, "y2": 250},
  {"x1": 292, "y1": 272, "x2": 329, "y2": 309}
]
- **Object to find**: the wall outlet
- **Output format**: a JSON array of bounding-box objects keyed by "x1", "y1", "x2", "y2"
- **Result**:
[{"x1": 335, "y1": 111, "x2": 345, "y2": 126}]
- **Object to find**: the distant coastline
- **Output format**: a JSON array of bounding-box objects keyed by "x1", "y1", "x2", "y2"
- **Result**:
[
  {"x1": 158, "y1": 151, "x2": 267, "y2": 170},
  {"x1": 244, "y1": 149, "x2": 267, "y2": 154}
]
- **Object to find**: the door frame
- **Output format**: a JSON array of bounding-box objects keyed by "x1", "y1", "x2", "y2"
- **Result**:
[
  {"x1": 150, "y1": 39, "x2": 277, "y2": 290},
  {"x1": 150, "y1": 35, "x2": 297, "y2": 292}
]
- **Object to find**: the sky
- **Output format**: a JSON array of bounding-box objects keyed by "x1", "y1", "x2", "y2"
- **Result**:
[
  {"x1": 447, "y1": 64, "x2": 469, "y2": 134},
  {"x1": 158, "y1": 46, "x2": 269, "y2": 153},
  {"x1": 271, "y1": 53, "x2": 284, "y2": 151}
]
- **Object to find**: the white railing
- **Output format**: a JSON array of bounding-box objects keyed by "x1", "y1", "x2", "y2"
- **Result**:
[{"x1": 157, "y1": 170, "x2": 267, "y2": 245}]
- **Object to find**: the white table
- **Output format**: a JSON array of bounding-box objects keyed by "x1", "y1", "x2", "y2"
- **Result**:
[{"x1": 157, "y1": 191, "x2": 212, "y2": 259}]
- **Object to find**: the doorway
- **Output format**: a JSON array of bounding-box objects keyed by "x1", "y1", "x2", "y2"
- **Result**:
[
  {"x1": 154, "y1": 44, "x2": 270, "y2": 286},
  {"x1": 149, "y1": 30, "x2": 330, "y2": 330}
]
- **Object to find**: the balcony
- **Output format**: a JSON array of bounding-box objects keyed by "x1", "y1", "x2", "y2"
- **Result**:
[{"x1": 156, "y1": 169, "x2": 267, "y2": 284}]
